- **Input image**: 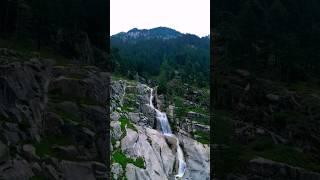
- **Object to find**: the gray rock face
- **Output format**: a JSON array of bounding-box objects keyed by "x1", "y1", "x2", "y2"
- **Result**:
[
  {"x1": 136, "y1": 83, "x2": 151, "y2": 105},
  {"x1": 248, "y1": 157, "x2": 320, "y2": 180},
  {"x1": 121, "y1": 127, "x2": 175, "y2": 180},
  {"x1": 126, "y1": 163, "x2": 150, "y2": 180},
  {"x1": 111, "y1": 163, "x2": 123, "y2": 179},
  {"x1": 111, "y1": 121, "x2": 122, "y2": 140},
  {"x1": 0, "y1": 53, "x2": 109, "y2": 179},
  {"x1": 49, "y1": 72, "x2": 109, "y2": 106},
  {"x1": 140, "y1": 104, "x2": 156, "y2": 128},
  {"x1": 121, "y1": 128, "x2": 139, "y2": 155},
  {"x1": 111, "y1": 80, "x2": 127, "y2": 111},
  {"x1": 0, "y1": 58, "x2": 51, "y2": 141}
]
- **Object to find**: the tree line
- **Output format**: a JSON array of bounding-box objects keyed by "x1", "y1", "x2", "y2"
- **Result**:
[{"x1": 0, "y1": 0, "x2": 109, "y2": 66}]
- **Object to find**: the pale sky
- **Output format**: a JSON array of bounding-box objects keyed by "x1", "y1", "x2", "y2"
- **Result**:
[{"x1": 110, "y1": 0, "x2": 210, "y2": 37}]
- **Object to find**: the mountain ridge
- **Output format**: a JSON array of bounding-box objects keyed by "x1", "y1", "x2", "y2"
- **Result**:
[{"x1": 112, "y1": 27, "x2": 209, "y2": 40}]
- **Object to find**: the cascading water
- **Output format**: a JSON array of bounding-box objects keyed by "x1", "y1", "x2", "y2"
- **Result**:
[{"x1": 149, "y1": 88, "x2": 186, "y2": 179}]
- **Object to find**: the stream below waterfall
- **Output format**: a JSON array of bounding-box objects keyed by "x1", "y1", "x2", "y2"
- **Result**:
[{"x1": 149, "y1": 88, "x2": 186, "y2": 179}]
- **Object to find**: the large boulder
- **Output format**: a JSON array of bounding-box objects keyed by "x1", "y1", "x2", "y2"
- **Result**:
[
  {"x1": 22, "y1": 144, "x2": 39, "y2": 161},
  {"x1": 111, "y1": 163, "x2": 123, "y2": 179},
  {"x1": 111, "y1": 121, "x2": 122, "y2": 141},
  {"x1": 0, "y1": 158, "x2": 34, "y2": 179},
  {"x1": 60, "y1": 161, "x2": 95, "y2": 180},
  {"x1": 126, "y1": 163, "x2": 150, "y2": 180},
  {"x1": 178, "y1": 134, "x2": 210, "y2": 180},
  {"x1": 121, "y1": 128, "x2": 139, "y2": 155}
]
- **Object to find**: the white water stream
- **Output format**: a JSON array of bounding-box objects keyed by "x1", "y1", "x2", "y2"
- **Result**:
[{"x1": 149, "y1": 88, "x2": 186, "y2": 179}]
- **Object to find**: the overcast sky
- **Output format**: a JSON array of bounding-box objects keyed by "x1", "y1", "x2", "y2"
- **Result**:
[{"x1": 110, "y1": 0, "x2": 210, "y2": 37}]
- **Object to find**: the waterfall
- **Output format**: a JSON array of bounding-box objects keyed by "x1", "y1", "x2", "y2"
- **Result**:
[{"x1": 149, "y1": 88, "x2": 186, "y2": 179}]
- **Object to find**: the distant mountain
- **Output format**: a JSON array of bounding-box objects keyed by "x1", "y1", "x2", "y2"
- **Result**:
[{"x1": 112, "y1": 27, "x2": 183, "y2": 41}]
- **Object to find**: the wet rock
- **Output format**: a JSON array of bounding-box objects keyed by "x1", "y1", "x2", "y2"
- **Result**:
[
  {"x1": 178, "y1": 134, "x2": 210, "y2": 180},
  {"x1": 140, "y1": 104, "x2": 156, "y2": 128}
]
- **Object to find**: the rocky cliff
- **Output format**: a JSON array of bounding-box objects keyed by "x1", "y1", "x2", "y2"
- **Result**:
[
  {"x1": 0, "y1": 48, "x2": 109, "y2": 179},
  {"x1": 110, "y1": 79, "x2": 210, "y2": 180}
]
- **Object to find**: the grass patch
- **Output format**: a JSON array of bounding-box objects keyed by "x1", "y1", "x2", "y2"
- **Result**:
[
  {"x1": 193, "y1": 130, "x2": 209, "y2": 144},
  {"x1": 122, "y1": 96, "x2": 138, "y2": 112},
  {"x1": 213, "y1": 110, "x2": 233, "y2": 145},
  {"x1": 0, "y1": 37, "x2": 68, "y2": 65},
  {"x1": 0, "y1": 114, "x2": 12, "y2": 123},
  {"x1": 119, "y1": 116, "x2": 137, "y2": 133},
  {"x1": 51, "y1": 105, "x2": 84, "y2": 126},
  {"x1": 49, "y1": 88, "x2": 102, "y2": 106},
  {"x1": 112, "y1": 150, "x2": 145, "y2": 169},
  {"x1": 174, "y1": 96, "x2": 209, "y2": 123},
  {"x1": 34, "y1": 136, "x2": 72, "y2": 158}
]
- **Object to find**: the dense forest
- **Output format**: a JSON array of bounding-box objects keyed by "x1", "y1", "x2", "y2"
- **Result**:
[
  {"x1": 213, "y1": 0, "x2": 320, "y2": 82},
  {"x1": 110, "y1": 27, "x2": 210, "y2": 93},
  {"x1": 0, "y1": 0, "x2": 109, "y2": 69}
]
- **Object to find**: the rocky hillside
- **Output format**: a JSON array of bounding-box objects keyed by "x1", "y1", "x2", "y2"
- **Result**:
[
  {"x1": 0, "y1": 48, "x2": 109, "y2": 179},
  {"x1": 110, "y1": 78, "x2": 210, "y2": 180},
  {"x1": 214, "y1": 69, "x2": 320, "y2": 179}
]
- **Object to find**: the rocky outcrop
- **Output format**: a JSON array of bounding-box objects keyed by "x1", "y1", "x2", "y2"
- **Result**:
[
  {"x1": 178, "y1": 133, "x2": 210, "y2": 180},
  {"x1": 0, "y1": 49, "x2": 109, "y2": 179},
  {"x1": 215, "y1": 69, "x2": 320, "y2": 178}
]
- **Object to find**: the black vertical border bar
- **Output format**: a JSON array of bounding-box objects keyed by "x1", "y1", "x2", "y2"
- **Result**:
[
  {"x1": 210, "y1": 0, "x2": 215, "y2": 178},
  {"x1": 106, "y1": 0, "x2": 111, "y2": 178}
]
